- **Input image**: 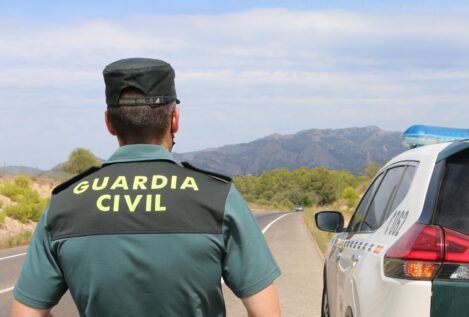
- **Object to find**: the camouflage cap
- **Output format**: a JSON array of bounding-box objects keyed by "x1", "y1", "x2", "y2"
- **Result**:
[{"x1": 103, "y1": 58, "x2": 180, "y2": 108}]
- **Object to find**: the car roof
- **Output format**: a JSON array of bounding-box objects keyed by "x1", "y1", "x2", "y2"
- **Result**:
[{"x1": 383, "y1": 140, "x2": 469, "y2": 170}]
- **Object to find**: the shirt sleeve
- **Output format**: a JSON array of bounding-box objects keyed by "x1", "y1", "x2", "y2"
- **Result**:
[
  {"x1": 222, "y1": 185, "x2": 281, "y2": 298},
  {"x1": 13, "y1": 208, "x2": 68, "y2": 309}
]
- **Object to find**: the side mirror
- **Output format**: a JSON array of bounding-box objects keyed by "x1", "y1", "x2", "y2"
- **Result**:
[{"x1": 315, "y1": 211, "x2": 344, "y2": 232}]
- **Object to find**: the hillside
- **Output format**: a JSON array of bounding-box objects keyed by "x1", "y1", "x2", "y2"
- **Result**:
[
  {"x1": 174, "y1": 126, "x2": 405, "y2": 176},
  {"x1": 0, "y1": 166, "x2": 45, "y2": 176}
]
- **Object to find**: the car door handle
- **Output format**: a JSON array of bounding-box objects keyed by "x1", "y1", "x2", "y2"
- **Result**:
[
  {"x1": 352, "y1": 254, "x2": 361, "y2": 263},
  {"x1": 336, "y1": 251, "x2": 342, "y2": 261}
]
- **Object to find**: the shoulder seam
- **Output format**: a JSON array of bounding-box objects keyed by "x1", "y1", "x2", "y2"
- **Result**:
[
  {"x1": 52, "y1": 166, "x2": 101, "y2": 195},
  {"x1": 181, "y1": 161, "x2": 232, "y2": 183}
]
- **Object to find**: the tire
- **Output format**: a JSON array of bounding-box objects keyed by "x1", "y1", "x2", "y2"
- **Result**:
[{"x1": 322, "y1": 268, "x2": 330, "y2": 317}]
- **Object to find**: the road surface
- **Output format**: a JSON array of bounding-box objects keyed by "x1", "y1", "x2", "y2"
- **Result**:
[{"x1": 0, "y1": 212, "x2": 323, "y2": 316}]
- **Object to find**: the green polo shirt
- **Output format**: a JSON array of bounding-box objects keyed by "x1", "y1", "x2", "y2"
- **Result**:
[{"x1": 14, "y1": 145, "x2": 280, "y2": 316}]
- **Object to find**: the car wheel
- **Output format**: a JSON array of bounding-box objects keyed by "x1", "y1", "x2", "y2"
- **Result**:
[{"x1": 322, "y1": 271, "x2": 330, "y2": 317}]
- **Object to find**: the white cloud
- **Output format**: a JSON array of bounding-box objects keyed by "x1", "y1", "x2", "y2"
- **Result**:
[{"x1": 1, "y1": 9, "x2": 469, "y2": 168}]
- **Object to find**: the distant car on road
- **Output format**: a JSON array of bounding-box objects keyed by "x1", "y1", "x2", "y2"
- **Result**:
[
  {"x1": 315, "y1": 125, "x2": 469, "y2": 317},
  {"x1": 295, "y1": 205, "x2": 304, "y2": 212}
]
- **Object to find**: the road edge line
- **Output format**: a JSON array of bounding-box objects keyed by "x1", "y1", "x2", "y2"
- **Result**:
[
  {"x1": 0, "y1": 252, "x2": 26, "y2": 262},
  {"x1": 0, "y1": 286, "x2": 14, "y2": 295},
  {"x1": 262, "y1": 213, "x2": 294, "y2": 234}
]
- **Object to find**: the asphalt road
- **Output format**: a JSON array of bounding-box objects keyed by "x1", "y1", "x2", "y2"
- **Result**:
[{"x1": 0, "y1": 212, "x2": 323, "y2": 316}]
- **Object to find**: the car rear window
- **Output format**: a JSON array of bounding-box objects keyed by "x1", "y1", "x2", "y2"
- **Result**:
[{"x1": 436, "y1": 149, "x2": 469, "y2": 236}]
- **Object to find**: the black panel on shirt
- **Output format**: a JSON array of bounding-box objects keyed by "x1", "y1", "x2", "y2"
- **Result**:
[{"x1": 47, "y1": 161, "x2": 231, "y2": 240}]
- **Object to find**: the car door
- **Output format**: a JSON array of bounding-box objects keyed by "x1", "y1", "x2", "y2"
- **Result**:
[
  {"x1": 340, "y1": 164, "x2": 417, "y2": 317},
  {"x1": 328, "y1": 172, "x2": 384, "y2": 317}
]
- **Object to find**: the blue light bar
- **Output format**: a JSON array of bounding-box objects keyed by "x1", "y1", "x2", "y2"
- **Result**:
[{"x1": 402, "y1": 125, "x2": 469, "y2": 148}]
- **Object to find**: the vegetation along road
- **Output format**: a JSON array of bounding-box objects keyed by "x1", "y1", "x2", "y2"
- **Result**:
[{"x1": 0, "y1": 211, "x2": 323, "y2": 317}]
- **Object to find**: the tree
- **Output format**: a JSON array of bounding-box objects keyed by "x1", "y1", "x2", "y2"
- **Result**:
[
  {"x1": 364, "y1": 162, "x2": 382, "y2": 179},
  {"x1": 61, "y1": 148, "x2": 101, "y2": 175}
]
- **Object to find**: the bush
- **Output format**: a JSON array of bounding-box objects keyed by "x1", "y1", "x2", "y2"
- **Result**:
[
  {"x1": 1, "y1": 175, "x2": 35, "y2": 202},
  {"x1": 0, "y1": 176, "x2": 48, "y2": 223},
  {"x1": 235, "y1": 166, "x2": 361, "y2": 208},
  {"x1": 341, "y1": 187, "x2": 360, "y2": 208},
  {"x1": 4, "y1": 199, "x2": 48, "y2": 223},
  {"x1": 61, "y1": 148, "x2": 101, "y2": 175}
]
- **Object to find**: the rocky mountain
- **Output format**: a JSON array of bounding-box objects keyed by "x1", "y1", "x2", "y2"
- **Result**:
[
  {"x1": 173, "y1": 126, "x2": 405, "y2": 176},
  {"x1": 1, "y1": 126, "x2": 405, "y2": 177}
]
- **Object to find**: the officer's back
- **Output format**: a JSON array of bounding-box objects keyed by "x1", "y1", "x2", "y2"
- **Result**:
[{"x1": 11, "y1": 58, "x2": 281, "y2": 317}]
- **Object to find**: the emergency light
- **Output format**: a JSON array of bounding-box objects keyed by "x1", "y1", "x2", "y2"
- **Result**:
[{"x1": 401, "y1": 125, "x2": 469, "y2": 148}]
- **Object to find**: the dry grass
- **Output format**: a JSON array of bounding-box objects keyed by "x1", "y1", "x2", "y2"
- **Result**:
[
  {"x1": 303, "y1": 202, "x2": 354, "y2": 254},
  {"x1": 0, "y1": 230, "x2": 32, "y2": 249},
  {"x1": 303, "y1": 209, "x2": 335, "y2": 254}
]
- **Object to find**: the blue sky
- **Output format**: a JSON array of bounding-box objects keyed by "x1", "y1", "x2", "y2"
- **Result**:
[
  {"x1": 3, "y1": 0, "x2": 469, "y2": 17},
  {"x1": 1, "y1": 1, "x2": 469, "y2": 169}
]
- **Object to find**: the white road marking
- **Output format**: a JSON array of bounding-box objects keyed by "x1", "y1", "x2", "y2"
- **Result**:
[
  {"x1": 0, "y1": 252, "x2": 26, "y2": 262},
  {"x1": 262, "y1": 213, "x2": 294, "y2": 234},
  {"x1": 0, "y1": 252, "x2": 27, "y2": 294},
  {"x1": 0, "y1": 286, "x2": 14, "y2": 294},
  {"x1": 1, "y1": 214, "x2": 294, "y2": 293}
]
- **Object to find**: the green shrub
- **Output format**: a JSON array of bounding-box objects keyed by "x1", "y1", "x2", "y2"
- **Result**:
[
  {"x1": 341, "y1": 186, "x2": 360, "y2": 208},
  {"x1": 1, "y1": 175, "x2": 36, "y2": 202},
  {"x1": 235, "y1": 166, "x2": 362, "y2": 208},
  {"x1": 0, "y1": 176, "x2": 48, "y2": 223},
  {"x1": 4, "y1": 199, "x2": 48, "y2": 223},
  {"x1": 13, "y1": 175, "x2": 32, "y2": 188}
]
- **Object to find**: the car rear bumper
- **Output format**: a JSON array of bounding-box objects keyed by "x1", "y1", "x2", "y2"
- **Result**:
[{"x1": 431, "y1": 280, "x2": 469, "y2": 317}]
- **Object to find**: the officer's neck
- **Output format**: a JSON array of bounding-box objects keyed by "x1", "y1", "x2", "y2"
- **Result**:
[{"x1": 117, "y1": 135, "x2": 173, "y2": 151}]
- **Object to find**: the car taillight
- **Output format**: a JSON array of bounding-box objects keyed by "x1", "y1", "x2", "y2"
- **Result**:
[
  {"x1": 384, "y1": 224, "x2": 444, "y2": 280},
  {"x1": 435, "y1": 228, "x2": 469, "y2": 281},
  {"x1": 384, "y1": 224, "x2": 469, "y2": 281}
]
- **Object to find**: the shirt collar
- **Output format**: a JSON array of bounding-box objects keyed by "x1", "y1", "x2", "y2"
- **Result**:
[{"x1": 103, "y1": 144, "x2": 176, "y2": 166}]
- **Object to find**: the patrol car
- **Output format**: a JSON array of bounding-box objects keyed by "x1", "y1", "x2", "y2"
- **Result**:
[{"x1": 315, "y1": 125, "x2": 469, "y2": 317}]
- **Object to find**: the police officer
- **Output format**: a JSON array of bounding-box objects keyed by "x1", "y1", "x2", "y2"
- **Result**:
[{"x1": 11, "y1": 58, "x2": 281, "y2": 317}]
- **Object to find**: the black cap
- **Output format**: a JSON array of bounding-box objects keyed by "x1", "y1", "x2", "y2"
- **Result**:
[{"x1": 103, "y1": 58, "x2": 180, "y2": 108}]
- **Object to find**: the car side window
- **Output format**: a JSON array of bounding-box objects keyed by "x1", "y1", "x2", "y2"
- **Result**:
[
  {"x1": 386, "y1": 166, "x2": 416, "y2": 218},
  {"x1": 359, "y1": 166, "x2": 407, "y2": 232},
  {"x1": 348, "y1": 173, "x2": 384, "y2": 232}
]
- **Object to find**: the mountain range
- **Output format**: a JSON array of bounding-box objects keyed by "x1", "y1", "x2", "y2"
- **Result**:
[
  {"x1": 1, "y1": 126, "x2": 406, "y2": 177},
  {"x1": 173, "y1": 126, "x2": 405, "y2": 176}
]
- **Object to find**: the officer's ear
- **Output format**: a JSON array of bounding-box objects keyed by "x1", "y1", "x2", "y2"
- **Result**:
[
  {"x1": 105, "y1": 111, "x2": 117, "y2": 136},
  {"x1": 171, "y1": 106, "x2": 179, "y2": 134}
]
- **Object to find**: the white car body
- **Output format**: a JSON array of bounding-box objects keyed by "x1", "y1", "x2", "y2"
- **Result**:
[{"x1": 323, "y1": 142, "x2": 461, "y2": 317}]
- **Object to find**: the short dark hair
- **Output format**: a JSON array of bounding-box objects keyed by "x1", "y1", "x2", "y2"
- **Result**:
[{"x1": 107, "y1": 87, "x2": 175, "y2": 143}]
